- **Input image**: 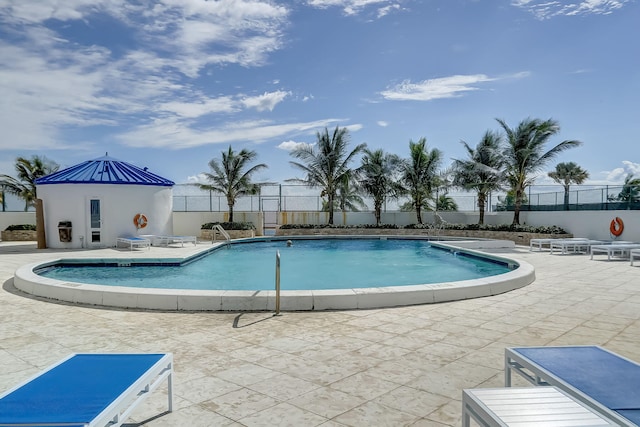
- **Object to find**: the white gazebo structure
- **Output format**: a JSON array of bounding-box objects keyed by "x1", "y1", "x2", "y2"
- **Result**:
[{"x1": 35, "y1": 155, "x2": 175, "y2": 249}]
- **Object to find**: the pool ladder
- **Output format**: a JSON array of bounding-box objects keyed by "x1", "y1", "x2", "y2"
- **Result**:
[{"x1": 211, "y1": 224, "x2": 231, "y2": 243}]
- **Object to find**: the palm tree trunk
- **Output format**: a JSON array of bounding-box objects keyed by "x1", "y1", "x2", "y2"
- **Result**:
[
  {"x1": 513, "y1": 188, "x2": 522, "y2": 225},
  {"x1": 228, "y1": 203, "x2": 234, "y2": 223},
  {"x1": 563, "y1": 185, "x2": 570, "y2": 210},
  {"x1": 327, "y1": 194, "x2": 334, "y2": 224},
  {"x1": 416, "y1": 203, "x2": 422, "y2": 224},
  {"x1": 374, "y1": 200, "x2": 382, "y2": 225},
  {"x1": 36, "y1": 199, "x2": 46, "y2": 249},
  {"x1": 478, "y1": 193, "x2": 486, "y2": 225}
]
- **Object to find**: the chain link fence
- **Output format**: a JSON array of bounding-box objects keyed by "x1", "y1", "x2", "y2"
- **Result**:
[{"x1": 172, "y1": 183, "x2": 639, "y2": 213}]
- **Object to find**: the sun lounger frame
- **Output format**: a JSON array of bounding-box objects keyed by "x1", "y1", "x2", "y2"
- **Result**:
[
  {"x1": 529, "y1": 237, "x2": 588, "y2": 252},
  {"x1": 590, "y1": 244, "x2": 640, "y2": 261},
  {"x1": 0, "y1": 353, "x2": 173, "y2": 427},
  {"x1": 549, "y1": 239, "x2": 603, "y2": 255},
  {"x1": 505, "y1": 346, "x2": 640, "y2": 426},
  {"x1": 162, "y1": 235, "x2": 197, "y2": 247},
  {"x1": 631, "y1": 248, "x2": 640, "y2": 266},
  {"x1": 462, "y1": 386, "x2": 617, "y2": 427},
  {"x1": 139, "y1": 235, "x2": 197, "y2": 247},
  {"x1": 116, "y1": 236, "x2": 151, "y2": 251}
]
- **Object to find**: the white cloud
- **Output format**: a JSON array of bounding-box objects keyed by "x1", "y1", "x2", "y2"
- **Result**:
[
  {"x1": 381, "y1": 74, "x2": 494, "y2": 101},
  {"x1": 116, "y1": 118, "x2": 346, "y2": 149},
  {"x1": 241, "y1": 91, "x2": 291, "y2": 112},
  {"x1": 377, "y1": 120, "x2": 389, "y2": 127},
  {"x1": 277, "y1": 140, "x2": 313, "y2": 151},
  {"x1": 603, "y1": 161, "x2": 640, "y2": 183},
  {"x1": 512, "y1": 0, "x2": 630, "y2": 19},
  {"x1": 306, "y1": 0, "x2": 404, "y2": 18},
  {"x1": 380, "y1": 72, "x2": 528, "y2": 101},
  {"x1": 0, "y1": 0, "x2": 291, "y2": 151}
]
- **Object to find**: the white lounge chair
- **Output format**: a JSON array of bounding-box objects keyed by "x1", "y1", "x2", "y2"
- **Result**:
[
  {"x1": 590, "y1": 243, "x2": 640, "y2": 261},
  {"x1": 549, "y1": 239, "x2": 604, "y2": 255},
  {"x1": 530, "y1": 237, "x2": 588, "y2": 251},
  {"x1": 139, "y1": 235, "x2": 197, "y2": 247},
  {"x1": 163, "y1": 235, "x2": 197, "y2": 247},
  {"x1": 0, "y1": 353, "x2": 173, "y2": 426},
  {"x1": 631, "y1": 248, "x2": 640, "y2": 266},
  {"x1": 463, "y1": 386, "x2": 617, "y2": 427},
  {"x1": 116, "y1": 236, "x2": 151, "y2": 250},
  {"x1": 505, "y1": 346, "x2": 640, "y2": 426}
]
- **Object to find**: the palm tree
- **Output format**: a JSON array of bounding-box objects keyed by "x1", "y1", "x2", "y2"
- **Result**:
[
  {"x1": 548, "y1": 162, "x2": 590, "y2": 209},
  {"x1": 452, "y1": 130, "x2": 505, "y2": 224},
  {"x1": 358, "y1": 148, "x2": 402, "y2": 225},
  {"x1": 497, "y1": 118, "x2": 582, "y2": 224},
  {"x1": 322, "y1": 174, "x2": 367, "y2": 212},
  {"x1": 0, "y1": 155, "x2": 59, "y2": 211},
  {"x1": 288, "y1": 126, "x2": 366, "y2": 224},
  {"x1": 435, "y1": 194, "x2": 458, "y2": 211},
  {"x1": 611, "y1": 173, "x2": 640, "y2": 204},
  {"x1": 399, "y1": 138, "x2": 443, "y2": 224},
  {"x1": 198, "y1": 146, "x2": 267, "y2": 223}
]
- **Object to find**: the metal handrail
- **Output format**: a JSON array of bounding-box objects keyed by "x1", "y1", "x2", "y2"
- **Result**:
[
  {"x1": 211, "y1": 224, "x2": 230, "y2": 242},
  {"x1": 275, "y1": 250, "x2": 281, "y2": 316}
]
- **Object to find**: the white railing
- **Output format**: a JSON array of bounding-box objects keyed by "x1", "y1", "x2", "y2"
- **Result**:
[{"x1": 211, "y1": 224, "x2": 230, "y2": 242}]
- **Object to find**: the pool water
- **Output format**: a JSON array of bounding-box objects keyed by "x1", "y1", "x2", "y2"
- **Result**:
[{"x1": 38, "y1": 238, "x2": 512, "y2": 291}]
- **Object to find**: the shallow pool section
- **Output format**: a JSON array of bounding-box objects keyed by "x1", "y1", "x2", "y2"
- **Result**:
[
  {"x1": 14, "y1": 236, "x2": 535, "y2": 311},
  {"x1": 37, "y1": 239, "x2": 512, "y2": 291}
]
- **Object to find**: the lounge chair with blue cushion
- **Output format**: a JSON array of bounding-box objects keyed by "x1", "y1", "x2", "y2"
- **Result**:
[
  {"x1": 0, "y1": 353, "x2": 173, "y2": 427},
  {"x1": 505, "y1": 346, "x2": 640, "y2": 426},
  {"x1": 116, "y1": 236, "x2": 151, "y2": 250}
]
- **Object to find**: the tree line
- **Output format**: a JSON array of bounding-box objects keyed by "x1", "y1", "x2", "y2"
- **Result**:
[
  {"x1": 200, "y1": 117, "x2": 590, "y2": 225},
  {"x1": 2, "y1": 117, "x2": 639, "y2": 224}
]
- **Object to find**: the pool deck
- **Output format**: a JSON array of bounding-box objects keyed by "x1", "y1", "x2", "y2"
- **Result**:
[{"x1": 1, "y1": 241, "x2": 639, "y2": 426}]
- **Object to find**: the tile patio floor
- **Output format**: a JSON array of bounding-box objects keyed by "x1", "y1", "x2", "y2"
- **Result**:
[{"x1": 1, "y1": 241, "x2": 639, "y2": 426}]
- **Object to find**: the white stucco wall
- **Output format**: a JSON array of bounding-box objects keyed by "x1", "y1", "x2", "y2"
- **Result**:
[
  {"x1": 172, "y1": 211, "x2": 263, "y2": 236},
  {"x1": 2, "y1": 208, "x2": 638, "y2": 245},
  {"x1": 37, "y1": 183, "x2": 173, "y2": 248}
]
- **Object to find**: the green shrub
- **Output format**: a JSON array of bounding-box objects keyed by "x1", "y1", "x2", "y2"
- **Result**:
[
  {"x1": 278, "y1": 223, "x2": 567, "y2": 234},
  {"x1": 404, "y1": 223, "x2": 567, "y2": 234},
  {"x1": 278, "y1": 224, "x2": 399, "y2": 230},
  {"x1": 4, "y1": 224, "x2": 37, "y2": 231},
  {"x1": 201, "y1": 222, "x2": 255, "y2": 231}
]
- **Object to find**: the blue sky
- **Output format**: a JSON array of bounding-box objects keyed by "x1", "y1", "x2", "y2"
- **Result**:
[{"x1": 1, "y1": 0, "x2": 638, "y2": 187}]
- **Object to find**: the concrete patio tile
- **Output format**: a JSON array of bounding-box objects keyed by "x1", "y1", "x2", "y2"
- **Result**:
[
  {"x1": 332, "y1": 401, "x2": 419, "y2": 427},
  {"x1": 374, "y1": 385, "x2": 450, "y2": 418},
  {"x1": 175, "y1": 376, "x2": 243, "y2": 404},
  {"x1": 248, "y1": 373, "x2": 320, "y2": 401},
  {"x1": 288, "y1": 387, "x2": 367, "y2": 419},
  {"x1": 142, "y1": 403, "x2": 238, "y2": 426},
  {"x1": 239, "y1": 402, "x2": 328, "y2": 426},
  {"x1": 215, "y1": 362, "x2": 281, "y2": 387},
  {"x1": 1, "y1": 242, "x2": 640, "y2": 426},
  {"x1": 350, "y1": 342, "x2": 412, "y2": 360},
  {"x1": 329, "y1": 372, "x2": 400, "y2": 400},
  {"x1": 200, "y1": 388, "x2": 280, "y2": 420}
]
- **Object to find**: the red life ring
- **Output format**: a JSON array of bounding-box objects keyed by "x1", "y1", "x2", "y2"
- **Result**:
[
  {"x1": 610, "y1": 217, "x2": 624, "y2": 237},
  {"x1": 134, "y1": 213, "x2": 148, "y2": 229}
]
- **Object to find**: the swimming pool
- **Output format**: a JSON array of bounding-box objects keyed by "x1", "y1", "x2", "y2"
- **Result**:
[
  {"x1": 14, "y1": 236, "x2": 535, "y2": 311},
  {"x1": 37, "y1": 238, "x2": 512, "y2": 291}
]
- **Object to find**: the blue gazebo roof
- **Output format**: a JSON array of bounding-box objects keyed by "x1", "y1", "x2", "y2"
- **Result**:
[{"x1": 35, "y1": 155, "x2": 175, "y2": 187}]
